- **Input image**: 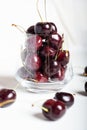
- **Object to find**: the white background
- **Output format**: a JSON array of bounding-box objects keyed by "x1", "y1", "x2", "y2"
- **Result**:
[
  {"x1": 0, "y1": 0, "x2": 87, "y2": 130},
  {"x1": 0, "y1": 0, "x2": 87, "y2": 74}
]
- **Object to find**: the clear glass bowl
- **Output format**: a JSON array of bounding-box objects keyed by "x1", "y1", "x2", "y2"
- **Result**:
[
  {"x1": 16, "y1": 63, "x2": 73, "y2": 93},
  {"x1": 15, "y1": 23, "x2": 73, "y2": 93}
]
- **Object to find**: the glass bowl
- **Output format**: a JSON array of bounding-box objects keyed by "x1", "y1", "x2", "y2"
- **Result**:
[
  {"x1": 15, "y1": 63, "x2": 73, "y2": 93},
  {"x1": 15, "y1": 22, "x2": 74, "y2": 93}
]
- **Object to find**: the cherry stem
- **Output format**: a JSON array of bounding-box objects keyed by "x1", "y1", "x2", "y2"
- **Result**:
[
  {"x1": 32, "y1": 104, "x2": 49, "y2": 112},
  {"x1": 36, "y1": 0, "x2": 47, "y2": 22},
  {"x1": 12, "y1": 24, "x2": 26, "y2": 33},
  {"x1": 36, "y1": 0, "x2": 43, "y2": 22}
]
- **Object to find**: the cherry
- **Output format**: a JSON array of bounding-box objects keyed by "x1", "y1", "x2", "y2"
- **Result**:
[
  {"x1": 54, "y1": 92, "x2": 74, "y2": 107},
  {"x1": 57, "y1": 50, "x2": 70, "y2": 66},
  {"x1": 39, "y1": 45, "x2": 56, "y2": 57},
  {"x1": 34, "y1": 22, "x2": 52, "y2": 38},
  {"x1": 26, "y1": 35, "x2": 42, "y2": 52},
  {"x1": 26, "y1": 25, "x2": 35, "y2": 34},
  {"x1": 85, "y1": 82, "x2": 87, "y2": 92},
  {"x1": 44, "y1": 59, "x2": 60, "y2": 77},
  {"x1": 49, "y1": 33, "x2": 63, "y2": 50},
  {"x1": 0, "y1": 88, "x2": 16, "y2": 107},
  {"x1": 51, "y1": 66, "x2": 66, "y2": 81},
  {"x1": 35, "y1": 72, "x2": 48, "y2": 83},
  {"x1": 42, "y1": 99, "x2": 66, "y2": 120},
  {"x1": 25, "y1": 53, "x2": 41, "y2": 71},
  {"x1": 50, "y1": 22, "x2": 57, "y2": 34}
]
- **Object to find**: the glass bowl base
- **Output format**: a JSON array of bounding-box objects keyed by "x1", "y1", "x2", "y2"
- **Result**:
[{"x1": 15, "y1": 64, "x2": 73, "y2": 93}]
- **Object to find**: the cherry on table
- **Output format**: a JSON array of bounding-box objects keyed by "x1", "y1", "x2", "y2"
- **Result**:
[
  {"x1": 42, "y1": 99, "x2": 66, "y2": 120},
  {"x1": 54, "y1": 92, "x2": 74, "y2": 108},
  {"x1": 0, "y1": 88, "x2": 16, "y2": 107}
]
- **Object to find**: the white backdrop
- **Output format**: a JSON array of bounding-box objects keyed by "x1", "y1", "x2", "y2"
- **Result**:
[{"x1": 0, "y1": 0, "x2": 87, "y2": 74}]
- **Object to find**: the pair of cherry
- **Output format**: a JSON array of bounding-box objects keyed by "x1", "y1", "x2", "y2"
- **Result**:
[{"x1": 41, "y1": 92, "x2": 74, "y2": 121}]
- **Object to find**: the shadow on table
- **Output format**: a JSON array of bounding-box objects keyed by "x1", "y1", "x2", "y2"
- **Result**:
[{"x1": 0, "y1": 76, "x2": 18, "y2": 89}]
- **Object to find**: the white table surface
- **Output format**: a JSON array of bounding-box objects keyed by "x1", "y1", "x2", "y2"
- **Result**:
[{"x1": 0, "y1": 49, "x2": 87, "y2": 130}]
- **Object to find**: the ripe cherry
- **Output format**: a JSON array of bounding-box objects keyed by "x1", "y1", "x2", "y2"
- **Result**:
[
  {"x1": 0, "y1": 88, "x2": 16, "y2": 107},
  {"x1": 54, "y1": 92, "x2": 74, "y2": 107},
  {"x1": 44, "y1": 59, "x2": 60, "y2": 77},
  {"x1": 25, "y1": 53, "x2": 41, "y2": 71},
  {"x1": 42, "y1": 99, "x2": 66, "y2": 120},
  {"x1": 26, "y1": 25, "x2": 35, "y2": 34},
  {"x1": 50, "y1": 22, "x2": 57, "y2": 34},
  {"x1": 35, "y1": 72, "x2": 48, "y2": 83},
  {"x1": 26, "y1": 35, "x2": 42, "y2": 52},
  {"x1": 39, "y1": 45, "x2": 56, "y2": 57},
  {"x1": 57, "y1": 50, "x2": 70, "y2": 66},
  {"x1": 51, "y1": 66, "x2": 66, "y2": 81},
  {"x1": 49, "y1": 33, "x2": 63, "y2": 50},
  {"x1": 34, "y1": 22, "x2": 52, "y2": 38}
]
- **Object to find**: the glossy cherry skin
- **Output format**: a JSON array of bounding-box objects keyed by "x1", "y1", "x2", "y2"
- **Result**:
[
  {"x1": 54, "y1": 92, "x2": 74, "y2": 107},
  {"x1": 51, "y1": 66, "x2": 67, "y2": 81},
  {"x1": 26, "y1": 25, "x2": 35, "y2": 34},
  {"x1": 34, "y1": 22, "x2": 52, "y2": 38},
  {"x1": 57, "y1": 50, "x2": 70, "y2": 66},
  {"x1": 49, "y1": 33, "x2": 63, "y2": 50},
  {"x1": 0, "y1": 88, "x2": 16, "y2": 107},
  {"x1": 35, "y1": 72, "x2": 48, "y2": 83},
  {"x1": 42, "y1": 99, "x2": 66, "y2": 120},
  {"x1": 26, "y1": 35, "x2": 42, "y2": 52},
  {"x1": 39, "y1": 45, "x2": 56, "y2": 57},
  {"x1": 44, "y1": 60, "x2": 60, "y2": 77},
  {"x1": 25, "y1": 54, "x2": 41, "y2": 71},
  {"x1": 50, "y1": 22, "x2": 57, "y2": 34}
]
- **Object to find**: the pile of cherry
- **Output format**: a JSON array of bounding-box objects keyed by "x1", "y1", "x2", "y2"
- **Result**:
[{"x1": 21, "y1": 22, "x2": 70, "y2": 82}]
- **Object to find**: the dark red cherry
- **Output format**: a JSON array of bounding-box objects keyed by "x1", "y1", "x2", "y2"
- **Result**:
[
  {"x1": 57, "y1": 50, "x2": 70, "y2": 66},
  {"x1": 50, "y1": 22, "x2": 57, "y2": 33},
  {"x1": 0, "y1": 88, "x2": 16, "y2": 107},
  {"x1": 49, "y1": 33, "x2": 63, "y2": 50},
  {"x1": 26, "y1": 35, "x2": 42, "y2": 52},
  {"x1": 42, "y1": 99, "x2": 66, "y2": 120},
  {"x1": 44, "y1": 60, "x2": 60, "y2": 77},
  {"x1": 51, "y1": 66, "x2": 67, "y2": 81},
  {"x1": 35, "y1": 72, "x2": 48, "y2": 83},
  {"x1": 25, "y1": 54, "x2": 41, "y2": 71},
  {"x1": 54, "y1": 92, "x2": 74, "y2": 107},
  {"x1": 26, "y1": 25, "x2": 35, "y2": 34},
  {"x1": 34, "y1": 22, "x2": 52, "y2": 38},
  {"x1": 39, "y1": 46, "x2": 56, "y2": 57}
]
